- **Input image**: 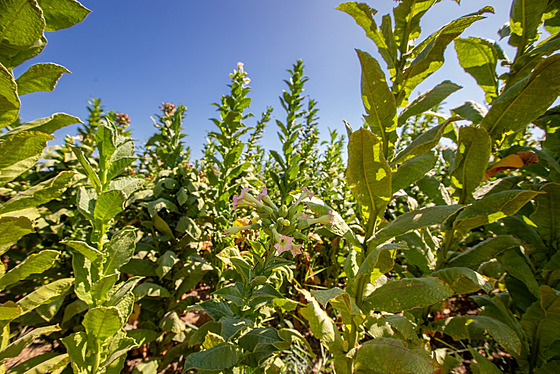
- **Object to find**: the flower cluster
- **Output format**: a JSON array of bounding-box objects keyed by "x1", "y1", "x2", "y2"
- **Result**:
[{"x1": 225, "y1": 186, "x2": 335, "y2": 257}]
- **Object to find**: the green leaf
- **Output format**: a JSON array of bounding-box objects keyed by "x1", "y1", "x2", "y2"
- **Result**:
[
  {"x1": 83, "y1": 306, "x2": 122, "y2": 341},
  {"x1": 394, "y1": 6, "x2": 493, "y2": 106},
  {"x1": 346, "y1": 127, "x2": 391, "y2": 217},
  {"x1": 499, "y1": 250, "x2": 541, "y2": 298},
  {"x1": 36, "y1": 0, "x2": 91, "y2": 31},
  {"x1": 391, "y1": 116, "x2": 460, "y2": 165},
  {"x1": 437, "y1": 315, "x2": 522, "y2": 355},
  {"x1": 454, "y1": 37, "x2": 500, "y2": 103},
  {"x1": 0, "y1": 250, "x2": 58, "y2": 291},
  {"x1": 61, "y1": 332, "x2": 88, "y2": 373},
  {"x1": 146, "y1": 197, "x2": 179, "y2": 217},
  {"x1": 156, "y1": 250, "x2": 179, "y2": 279},
  {"x1": 509, "y1": 0, "x2": 548, "y2": 49},
  {"x1": 359, "y1": 242, "x2": 408, "y2": 278},
  {"x1": 481, "y1": 55, "x2": 560, "y2": 142},
  {"x1": 90, "y1": 274, "x2": 119, "y2": 305},
  {"x1": 94, "y1": 190, "x2": 126, "y2": 224},
  {"x1": 0, "y1": 131, "x2": 53, "y2": 186},
  {"x1": 0, "y1": 216, "x2": 34, "y2": 255},
  {"x1": 0, "y1": 325, "x2": 60, "y2": 361},
  {"x1": 543, "y1": 1, "x2": 560, "y2": 34},
  {"x1": 356, "y1": 49, "x2": 397, "y2": 158},
  {"x1": 451, "y1": 101, "x2": 488, "y2": 125},
  {"x1": 103, "y1": 227, "x2": 136, "y2": 275},
  {"x1": 0, "y1": 171, "x2": 74, "y2": 215},
  {"x1": 213, "y1": 283, "x2": 244, "y2": 306},
  {"x1": 453, "y1": 190, "x2": 540, "y2": 233},
  {"x1": 3, "y1": 113, "x2": 82, "y2": 138},
  {"x1": 336, "y1": 3, "x2": 397, "y2": 74},
  {"x1": 374, "y1": 204, "x2": 463, "y2": 243},
  {"x1": 0, "y1": 301, "x2": 20, "y2": 321},
  {"x1": 363, "y1": 277, "x2": 453, "y2": 313},
  {"x1": 72, "y1": 147, "x2": 101, "y2": 193},
  {"x1": 6, "y1": 351, "x2": 69, "y2": 374},
  {"x1": 399, "y1": 81, "x2": 462, "y2": 125},
  {"x1": 299, "y1": 289, "x2": 344, "y2": 354},
  {"x1": 0, "y1": 0, "x2": 44, "y2": 49},
  {"x1": 133, "y1": 282, "x2": 171, "y2": 299},
  {"x1": 432, "y1": 267, "x2": 493, "y2": 293},
  {"x1": 393, "y1": 0, "x2": 438, "y2": 53},
  {"x1": 0, "y1": 63, "x2": 19, "y2": 126},
  {"x1": 304, "y1": 197, "x2": 360, "y2": 246},
  {"x1": 449, "y1": 126, "x2": 492, "y2": 203},
  {"x1": 448, "y1": 235, "x2": 522, "y2": 268},
  {"x1": 16, "y1": 63, "x2": 70, "y2": 95},
  {"x1": 238, "y1": 328, "x2": 282, "y2": 352},
  {"x1": 62, "y1": 240, "x2": 102, "y2": 264},
  {"x1": 530, "y1": 183, "x2": 560, "y2": 246},
  {"x1": 106, "y1": 141, "x2": 136, "y2": 181},
  {"x1": 17, "y1": 277, "x2": 74, "y2": 315},
  {"x1": 184, "y1": 342, "x2": 242, "y2": 371},
  {"x1": 392, "y1": 153, "x2": 437, "y2": 193},
  {"x1": 354, "y1": 338, "x2": 437, "y2": 374}
]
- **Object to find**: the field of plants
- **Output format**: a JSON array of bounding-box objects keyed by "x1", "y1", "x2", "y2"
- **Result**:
[{"x1": 2, "y1": 0, "x2": 560, "y2": 373}]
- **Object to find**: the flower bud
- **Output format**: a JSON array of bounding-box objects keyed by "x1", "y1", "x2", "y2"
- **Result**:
[{"x1": 280, "y1": 206, "x2": 288, "y2": 218}]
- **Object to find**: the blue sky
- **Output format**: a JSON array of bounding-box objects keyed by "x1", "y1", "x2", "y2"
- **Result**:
[{"x1": 16, "y1": 0, "x2": 512, "y2": 159}]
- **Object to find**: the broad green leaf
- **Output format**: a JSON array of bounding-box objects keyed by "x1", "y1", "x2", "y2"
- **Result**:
[
  {"x1": 94, "y1": 189, "x2": 126, "y2": 224},
  {"x1": 453, "y1": 190, "x2": 540, "y2": 233},
  {"x1": 3, "y1": 113, "x2": 82, "y2": 138},
  {"x1": 72, "y1": 147, "x2": 101, "y2": 193},
  {"x1": 102, "y1": 227, "x2": 136, "y2": 275},
  {"x1": 36, "y1": 0, "x2": 91, "y2": 31},
  {"x1": 432, "y1": 267, "x2": 493, "y2": 293},
  {"x1": 184, "y1": 342, "x2": 242, "y2": 371},
  {"x1": 105, "y1": 331, "x2": 137, "y2": 367},
  {"x1": 299, "y1": 289, "x2": 344, "y2": 354},
  {"x1": 0, "y1": 250, "x2": 58, "y2": 291},
  {"x1": 146, "y1": 197, "x2": 179, "y2": 217},
  {"x1": 336, "y1": 3, "x2": 397, "y2": 74},
  {"x1": 398, "y1": 81, "x2": 462, "y2": 125},
  {"x1": 374, "y1": 204, "x2": 463, "y2": 243},
  {"x1": 346, "y1": 128, "x2": 391, "y2": 217},
  {"x1": 499, "y1": 250, "x2": 541, "y2": 298},
  {"x1": 220, "y1": 317, "x2": 252, "y2": 342},
  {"x1": 106, "y1": 141, "x2": 136, "y2": 181},
  {"x1": 62, "y1": 240, "x2": 101, "y2": 264},
  {"x1": 534, "y1": 361, "x2": 560, "y2": 374},
  {"x1": 0, "y1": 171, "x2": 74, "y2": 215},
  {"x1": 530, "y1": 183, "x2": 560, "y2": 246},
  {"x1": 0, "y1": 325, "x2": 60, "y2": 361},
  {"x1": 0, "y1": 63, "x2": 19, "y2": 126},
  {"x1": 0, "y1": 131, "x2": 53, "y2": 186},
  {"x1": 238, "y1": 328, "x2": 282, "y2": 353},
  {"x1": 16, "y1": 63, "x2": 70, "y2": 95},
  {"x1": 356, "y1": 49, "x2": 397, "y2": 158},
  {"x1": 133, "y1": 282, "x2": 171, "y2": 299},
  {"x1": 0, "y1": 0, "x2": 44, "y2": 48},
  {"x1": 391, "y1": 153, "x2": 437, "y2": 193},
  {"x1": 0, "y1": 301, "x2": 20, "y2": 321},
  {"x1": 6, "y1": 351, "x2": 69, "y2": 374},
  {"x1": 304, "y1": 197, "x2": 360, "y2": 246},
  {"x1": 354, "y1": 338, "x2": 437, "y2": 374},
  {"x1": 17, "y1": 277, "x2": 74, "y2": 315},
  {"x1": 454, "y1": 37, "x2": 499, "y2": 102},
  {"x1": 395, "y1": 7, "x2": 493, "y2": 106},
  {"x1": 393, "y1": 0, "x2": 438, "y2": 53},
  {"x1": 481, "y1": 55, "x2": 560, "y2": 142},
  {"x1": 451, "y1": 101, "x2": 488, "y2": 125},
  {"x1": 196, "y1": 299, "x2": 234, "y2": 321},
  {"x1": 436, "y1": 315, "x2": 522, "y2": 355},
  {"x1": 450, "y1": 126, "x2": 492, "y2": 203},
  {"x1": 156, "y1": 250, "x2": 179, "y2": 279},
  {"x1": 359, "y1": 242, "x2": 408, "y2": 277},
  {"x1": 509, "y1": 0, "x2": 548, "y2": 49},
  {"x1": 363, "y1": 277, "x2": 453, "y2": 312},
  {"x1": 95, "y1": 124, "x2": 116, "y2": 172},
  {"x1": 61, "y1": 332, "x2": 88, "y2": 374},
  {"x1": 90, "y1": 274, "x2": 118, "y2": 305},
  {"x1": 470, "y1": 349, "x2": 503, "y2": 374},
  {"x1": 213, "y1": 283, "x2": 244, "y2": 306},
  {"x1": 0, "y1": 216, "x2": 34, "y2": 255},
  {"x1": 448, "y1": 235, "x2": 522, "y2": 268},
  {"x1": 107, "y1": 177, "x2": 142, "y2": 199},
  {"x1": 543, "y1": 0, "x2": 560, "y2": 34},
  {"x1": 83, "y1": 306, "x2": 122, "y2": 341},
  {"x1": 391, "y1": 116, "x2": 460, "y2": 165}
]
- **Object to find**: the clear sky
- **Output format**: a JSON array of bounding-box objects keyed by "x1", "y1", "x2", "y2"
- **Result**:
[{"x1": 16, "y1": 0, "x2": 512, "y2": 159}]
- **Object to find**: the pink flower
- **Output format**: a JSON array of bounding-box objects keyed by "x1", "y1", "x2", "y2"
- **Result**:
[
  {"x1": 301, "y1": 187, "x2": 314, "y2": 200},
  {"x1": 297, "y1": 213, "x2": 309, "y2": 219},
  {"x1": 257, "y1": 187, "x2": 267, "y2": 201},
  {"x1": 274, "y1": 235, "x2": 295, "y2": 255},
  {"x1": 290, "y1": 244, "x2": 302, "y2": 256}
]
